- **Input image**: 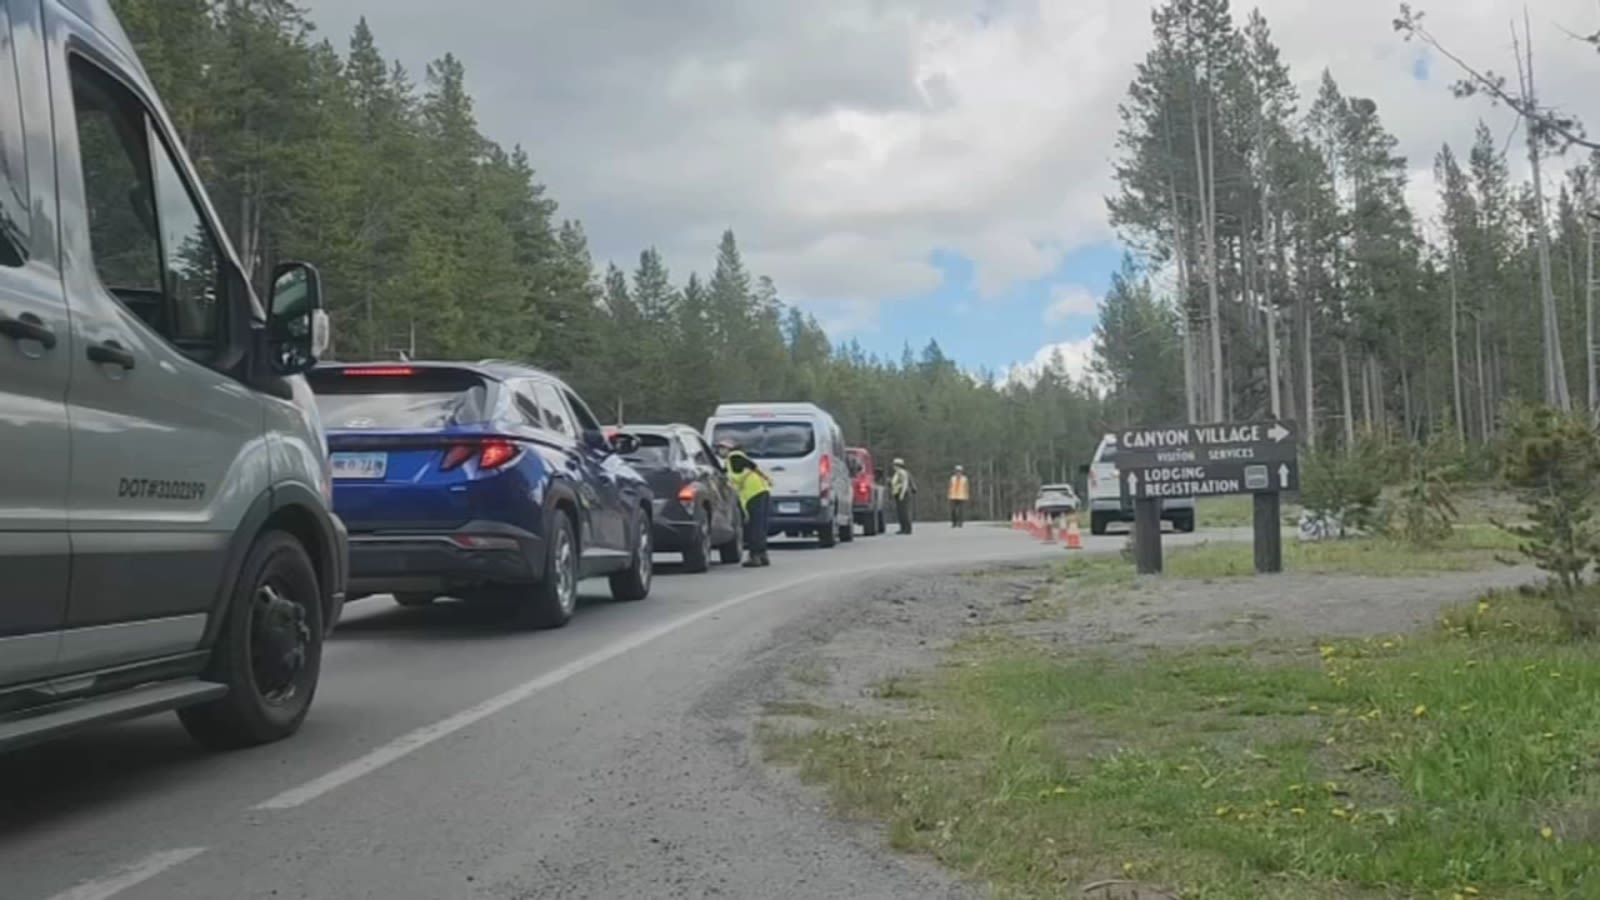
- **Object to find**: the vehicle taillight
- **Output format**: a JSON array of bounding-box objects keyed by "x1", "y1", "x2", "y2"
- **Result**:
[
  {"x1": 441, "y1": 440, "x2": 519, "y2": 472},
  {"x1": 854, "y1": 478, "x2": 869, "y2": 501},
  {"x1": 343, "y1": 366, "x2": 414, "y2": 376},
  {"x1": 819, "y1": 454, "x2": 832, "y2": 495},
  {"x1": 677, "y1": 484, "x2": 698, "y2": 503}
]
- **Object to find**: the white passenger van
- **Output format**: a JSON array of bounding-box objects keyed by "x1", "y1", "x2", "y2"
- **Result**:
[{"x1": 704, "y1": 403, "x2": 854, "y2": 547}]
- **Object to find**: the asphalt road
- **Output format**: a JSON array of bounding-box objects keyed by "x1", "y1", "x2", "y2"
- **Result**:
[{"x1": 1, "y1": 522, "x2": 1220, "y2": 900}]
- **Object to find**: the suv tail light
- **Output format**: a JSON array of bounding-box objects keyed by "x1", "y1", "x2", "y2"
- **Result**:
[
  {"x1": 441, "y1": 439, "x2": 520, "y2": 472},
  {"x1": 819, "y1": 454, "x2": 832, "y2": 496},
  {"x1": 677, "y1": 484, "x2": 699, "y2": 503}
]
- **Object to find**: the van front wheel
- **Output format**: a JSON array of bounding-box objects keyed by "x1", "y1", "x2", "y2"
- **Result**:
[{"x1": 180, "y1": 531, "x2": 323, "y2": 750}]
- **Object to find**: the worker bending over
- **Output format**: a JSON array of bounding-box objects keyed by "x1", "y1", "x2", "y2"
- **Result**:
[{"x1": 717, "y1": 438, "x2": 771, "y2": 567}]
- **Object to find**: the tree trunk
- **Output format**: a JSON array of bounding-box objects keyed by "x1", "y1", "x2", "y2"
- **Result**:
[
  {"x1": 1449, "y1": 251, "x2": 1465, "y2": 442},
  {"x1": 1587, "y1": 208, "x2": 1597, "y2": 423},
  {"x1": 1475, "y1": 313, "x2": 1491, "y2": 440},
  {"x1": 1189, "y1": 64, "x2": 1224, "y2": 422},
  {"x1": 1340, "y1": 339, "x2": 1355, "y2": 450},
  {"x1": 1360, "y1": 350, "x2": 1373, "y2": 431},
  {"x1": 1205, "y1": 99, "x2": 1224, "y2": 422},
  {"x1": 1516, "y1": 18, "x2": 1572, "y2": 410}
]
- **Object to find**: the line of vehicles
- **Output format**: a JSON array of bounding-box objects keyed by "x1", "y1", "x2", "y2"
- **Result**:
[{"x1": 0, "y1": 0, "x2": 1182, "y2": 762}]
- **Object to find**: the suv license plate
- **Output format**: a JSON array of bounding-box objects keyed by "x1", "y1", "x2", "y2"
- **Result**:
[
  {"x1": 331, "y1": 451, "x2": 387, "y2": 479},
  {"x1": 777, "y1": 501, "x2": 801, "y2": 514}
]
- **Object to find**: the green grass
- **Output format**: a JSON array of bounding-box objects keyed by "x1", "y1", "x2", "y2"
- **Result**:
[
  {"x1": 1050, "y1": 525, "x2": 1517, "y2": 585},
  {"x1": 764, "y1": 591, "x2": 1600, "y2": 898},
  {"x1": 1197, "y1": 495, "x2": 1302, "y2": 529}
]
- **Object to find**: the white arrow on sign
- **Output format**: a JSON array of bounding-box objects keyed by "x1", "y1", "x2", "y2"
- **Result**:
[
  {"x1": 1278, "y1": 463, "x2": 1289, "y2": 487},
  {"x1": 1126, "y1": 471, "x2": 1139, "y2": 495},
  {"x1": 1268, "y1": 423, "x2": 1290, "y2": 443}
]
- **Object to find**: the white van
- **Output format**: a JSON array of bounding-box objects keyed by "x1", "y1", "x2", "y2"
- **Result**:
[
  {"x1": 705, "y1": 403, "x2": 854, "y2": 547},
  {"x1": 1084, "y1": 432, "x2": 1195, "y2": 535}
]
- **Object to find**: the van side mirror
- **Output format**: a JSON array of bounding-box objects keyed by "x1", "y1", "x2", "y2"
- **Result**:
[
  {"x1": 267, "y1": 261, "x2": 325, "y2": 375},
  {"x1": 611, "y1": 433, "x2": 641, "y2": 455}
]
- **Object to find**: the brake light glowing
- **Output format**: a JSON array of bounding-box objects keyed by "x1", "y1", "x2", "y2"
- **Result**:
[
  {"x1": 478, "y1": 440, "x2": 518, "y2": 469},
  {"x1": 819, "y1": 454, "x2": 832, "y2": 496},
  {"x1": 441, "y1": 440, "x2": 519, "y2": 472},
  {"x1": 677, "y1": 484, "x2": 698, "y2": 502},
  {"x1": 343, "y1": 366, "x2": 415, "y2": 376}
]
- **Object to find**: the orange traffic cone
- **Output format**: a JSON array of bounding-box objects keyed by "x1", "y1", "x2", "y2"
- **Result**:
[
  {"x1": 1040, "y1": 514, "x2": 1056, "y2": 542},
  {"x1": 1063, "y1": 513, "x2": 1082, "y2": 550}
]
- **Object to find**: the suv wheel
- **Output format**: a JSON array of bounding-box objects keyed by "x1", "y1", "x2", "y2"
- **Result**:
[
  {"x1": 180, "y1": 531, "x2": 323, "y2": 750},
  {"x1": 394, "y1": 592, "x2": 435, "y2": 607},
  {"x1": 839, "y1": 517, "x2": 855, "y2": 543},
  {"x1": 682, "y1": 507, "x2": 711, "y2": 573},
  {"x1": 610, "y1": 510, "x2": 653, "y2": 601},
  {"x1": 508, "y1": 512, "x2": 578, "y2": 630},
  {"x1": 718, "y1": 511, "x2": 744, "y2": 565}
]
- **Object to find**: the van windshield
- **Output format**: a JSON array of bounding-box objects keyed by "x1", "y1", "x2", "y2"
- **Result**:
[{"x1": 711, "y1": 420, "x2": 816, "y2": 459}]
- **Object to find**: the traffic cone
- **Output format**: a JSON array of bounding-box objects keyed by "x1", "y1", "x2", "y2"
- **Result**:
[
  {"x1": 1040, "y1": 513, "x2": 1055, "y2": 542},
  {"x1": 1063, "y1": 513, "x2": 1082, "y2": 550}
]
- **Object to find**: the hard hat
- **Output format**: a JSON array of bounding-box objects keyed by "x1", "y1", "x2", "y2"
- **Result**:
[
  {"x1": 893, "y1": 457, "x2": 905, "y2": 465},
  {"x1": 715, "y1": 437, "x2": 738, "y2": 450},
  {"x1": 954, "y1": 464, "x2": 964, "y2": 471}
]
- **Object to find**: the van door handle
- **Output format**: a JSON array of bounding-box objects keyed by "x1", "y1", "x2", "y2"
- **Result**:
[
  {"x1": 87, "y1": 339, "x2": 136, "y2": 370},
  {"x1": 0, "y1": 311, "x2": 56, "y2": 349}
]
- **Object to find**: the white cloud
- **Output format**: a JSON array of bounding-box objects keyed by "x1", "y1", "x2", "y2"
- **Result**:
[
  {"x1": 1043, "y1": 283, "x2": 1100, "y2": 324},
  {"x1": 301, "y1": 0, "x2": 1598, "y2": 361},
  {"x1": 1004, "y1": 336, "x2": 1101, "y2": 388}
]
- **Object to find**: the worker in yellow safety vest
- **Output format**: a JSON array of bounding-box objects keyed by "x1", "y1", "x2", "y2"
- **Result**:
[
  {"x1": 948, "y1": 465, "x2": 970, "y2": 528},
  {"x1": 890, "y1": 457, "x2": 916, "y2": 535},
  {"x1": 716, "y1": 438, "x2": 771, "y2": 567}
]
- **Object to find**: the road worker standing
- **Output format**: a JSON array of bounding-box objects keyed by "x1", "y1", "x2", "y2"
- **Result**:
[
  {"x1": 948, "y1": 464, "x2": 970, "y2": 528},
  {"x1": 716, "y1": 438, "x2": 772, "y2": 567},
  {"x1": 890, "y1": 457, "x2": 917, "y2": 535}
]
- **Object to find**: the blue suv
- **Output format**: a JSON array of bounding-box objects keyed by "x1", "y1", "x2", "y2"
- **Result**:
[{"x1": 308, "y1": 361, "x2": 654, "y2": 629}]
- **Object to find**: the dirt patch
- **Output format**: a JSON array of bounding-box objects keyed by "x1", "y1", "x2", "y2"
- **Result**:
[{"x1": 770, "y1": 559, "x2": 1540, "y2": 720}]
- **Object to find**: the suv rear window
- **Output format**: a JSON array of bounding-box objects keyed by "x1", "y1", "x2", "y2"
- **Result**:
[
  {"x1": 620, "y1": 432, "x2": 673, "y2": 467},
  {"x1": 1095, "y1": 440, "x2": 1118, "y2": 463},
  {"x1": 710, "y1": 421, "x2": 816, "y2": 459},
  {"x1": 310, "y1": 367, "x2": 491, "y2": 430}
]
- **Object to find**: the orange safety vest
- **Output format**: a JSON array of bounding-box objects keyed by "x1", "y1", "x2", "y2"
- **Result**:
[{"x1": 948, "y1": 474, "x2": 969, "y2": 501}]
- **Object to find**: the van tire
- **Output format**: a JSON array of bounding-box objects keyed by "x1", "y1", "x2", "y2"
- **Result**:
[
  {"x1": 1174, "y1": 512, "x2": 1196, "y2": 534},
  {"x1": 839, "y1": 518, "x2": 854, "y2": 543},
  {"x1": 861, "y1": 513, "x2": 878, "y2": 537},
  {"x1": 506, "y1": 513, "x2": 578, "y2": 630},
  {"x1": 180, "y1": 531, "x2": 323, "y2": 750},
  {"x1": 1090, "y1": 513, "x2": 1108, "y2": 536},
  {"x1": 816, "y1": 521, "x2": 837, "y2": 548}
]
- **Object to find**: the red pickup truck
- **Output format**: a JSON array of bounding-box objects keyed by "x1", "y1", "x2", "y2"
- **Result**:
[{"x1": 847, "y1": 447, "x2": 887, "y2": 536}]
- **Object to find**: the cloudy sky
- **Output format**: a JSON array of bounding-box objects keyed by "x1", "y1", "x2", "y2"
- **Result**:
[{"x1": 302, "y1": 0, "x2": 1595, "y2": 380}]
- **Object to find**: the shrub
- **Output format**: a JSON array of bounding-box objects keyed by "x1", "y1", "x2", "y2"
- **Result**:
[
  {"x1": 1385, "y1": 432, "x2": 1460, "y2": 547},
  {"x1": 1498, "y1": 404, "x2": 1600, "y2": 636},
  {"x1": 1299, "y1": 432, "x2": 1386, "y2": 536}
]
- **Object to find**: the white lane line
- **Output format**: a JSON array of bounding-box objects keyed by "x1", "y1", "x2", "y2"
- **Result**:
[
  {"x1": 43, "y1": 847, "x2": 207, "y2": 900},
  {"x1": 255, "y1": 554, "x2": 981, "y2": 811}
]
